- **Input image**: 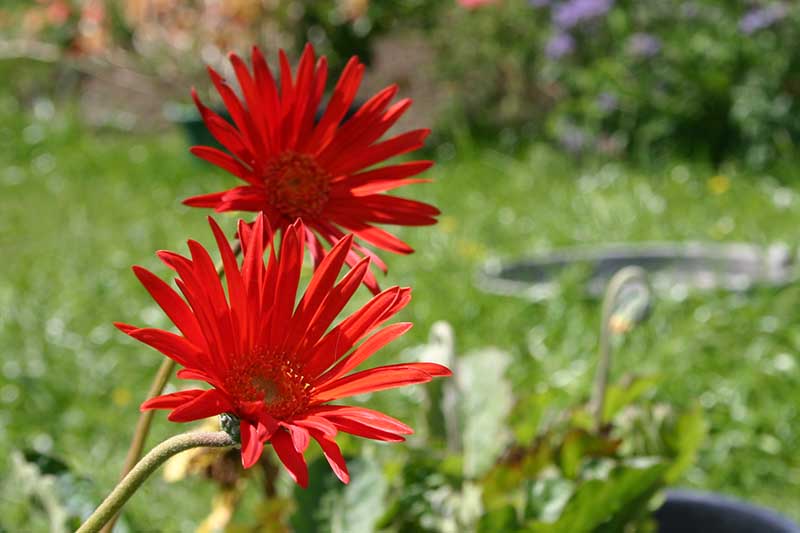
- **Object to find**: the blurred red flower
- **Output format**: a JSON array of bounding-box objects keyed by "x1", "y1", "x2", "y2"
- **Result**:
[
  {"x1": 188, "y1": 44, "x2": 439, "y2": 293},
  {"x1": 117, "y1": 214, "x2": 450, "y2": 486},
  {"x1": 457, "y1": 0, "x2": 500, "y2": 8}
]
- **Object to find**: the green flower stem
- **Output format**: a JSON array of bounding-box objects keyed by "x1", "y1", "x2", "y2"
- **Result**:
[
  {"x1": 117, "y1": 357, "x2": 175, "y2": 485},
  {"x1": 103, "y1": 240, "x2": 241, "y2": 533},
  {"x1": 77, "y1": 431, "x2": 236, "y2": 533},
  {"x1": 591, "y1": 266, "x2": 650, "y2": 429}
]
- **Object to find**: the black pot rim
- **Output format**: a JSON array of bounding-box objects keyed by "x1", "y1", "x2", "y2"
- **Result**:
[{"x1": 655, "y1": 489, "x2": 800, "y2": 533}]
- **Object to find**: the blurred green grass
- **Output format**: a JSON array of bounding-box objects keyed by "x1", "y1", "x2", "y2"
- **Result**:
[{"x1": 1, "y1": 90, "x2": 800, "y2": 530}]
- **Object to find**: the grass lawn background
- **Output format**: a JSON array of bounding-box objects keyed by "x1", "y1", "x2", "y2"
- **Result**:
[{"x1": 1, "y1": 90, "x2": 799, "y2": 529}]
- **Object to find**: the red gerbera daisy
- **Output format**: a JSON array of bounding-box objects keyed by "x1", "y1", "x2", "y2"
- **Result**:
[
  {"x1": 186, "y1": 43, "x2": 440, "y2": 293},
  {"x1": 116, "y1": 214, "x2": 450, "y2": 486}
]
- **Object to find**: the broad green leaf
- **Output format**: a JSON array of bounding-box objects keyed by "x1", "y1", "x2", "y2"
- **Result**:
[
  {"x1": 459, "y1": 347, "x2": 514, "y2": 478},
  {"x1": 527, "y1": 460, "x2": 667, "y2": 533},
  {"x1": 291, "y1": 455, "x2": 388, "y2": 533},
  {"x1": 290, "y1": 457, "x2": 342, "y2": 533},
  {"x1": 331, "y1": 457, "x2": 388, "y2": 533},
  {"x1": 662, "y1": 404, "x2": 707, "y2": 483}
]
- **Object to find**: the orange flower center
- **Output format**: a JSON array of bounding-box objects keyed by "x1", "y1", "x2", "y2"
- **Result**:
[
  {"x1": 263, "y1": 152, "x2": 331, "y2": 219},
  {"x1": 225, "y1": 353, "x2": 312, "y2": 420}
]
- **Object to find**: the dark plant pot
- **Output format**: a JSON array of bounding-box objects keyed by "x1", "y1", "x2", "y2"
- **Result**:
[
  {"x1": 477, "y1": 242, "x2": 795, "y2": 300},
  {"x1": 655, "y1": 490, "x2": 800, "y2": 533}
]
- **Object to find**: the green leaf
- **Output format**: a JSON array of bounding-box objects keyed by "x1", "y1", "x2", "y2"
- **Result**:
[
  {"x1": 527, "y1": 461, "x2": 667, "y2": 533},
  {"x1": 478, "y1": 505, "x2": 521, "y2": 532},
  {"x1": 330, "y1": 457, "x2": 388, "y2": 533},
  {"x1": 458, "y1": 347, "x2": 514, "y2": 478},
  {"x1": 290, "y1": 457, "x2": 343, "y2": 533},
  {"x1": 557, "y1": 429, "x2": 620, "y2": 480},
  {"x1": 602, "y1": 375, "x2": 661, "y2": 423},
  {"x1": 292, "y1": 455, "x2": 388, "y2": 533},
  {"x1": 662, "y1": 404, "x2": 707, "y2": 483}
]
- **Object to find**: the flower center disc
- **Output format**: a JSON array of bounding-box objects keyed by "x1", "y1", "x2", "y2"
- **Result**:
[
  {"x1": 226, "y1": 356, "x2": 311, "y2": 419},
  {"x1": 264, "y1": 152, "x2": 331, "y2": 219}
]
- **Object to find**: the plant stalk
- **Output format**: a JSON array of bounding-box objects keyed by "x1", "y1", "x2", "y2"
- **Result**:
[
  {"x1": 591, "y1": 266, "x2": 650, "y2": 429},
  {"x1": 77, "y1": 432, "x2": 235, "y2": 533}
]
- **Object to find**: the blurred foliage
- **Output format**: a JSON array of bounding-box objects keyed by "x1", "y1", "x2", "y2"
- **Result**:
[
  {"x1": 431, "y1": 0, "x2": 800, "y2": 168},
  {"x1": 0, "y1": 0, "x2": 438, "y2": 99},
  {"x1": 7, "y1": 1, "x2": 800, "y2": 167}
]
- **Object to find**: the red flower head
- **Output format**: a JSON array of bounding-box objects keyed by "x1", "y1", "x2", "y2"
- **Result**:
[
  {"x1": 187, "y1": 44, "x2": 440, "y2": 293},
  {"x1": 116, "y1": 214, "x2": 450, "y2": 486}
]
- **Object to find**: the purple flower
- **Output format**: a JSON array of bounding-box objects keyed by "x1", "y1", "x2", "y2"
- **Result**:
[
  {"x1": 627, "y1": 33, "x2": 661, "y2": 58},
  {"x1": 739, "y1": 4, "x2": 786, "y2": 34},
  {"x1": 597, "y1": 92, "x2": 618, "y2": 113},
  {"x1": 546, "y1": 32, "x2": 575, "y2": 59},
  {"x1": 558, "y1": 124, "x2": 588, "y2": 153},
  {"x1": 553, "y1": 0, "x2": 614, "y2": 29},
  {"x1": 680, "y1": 2, "x2": 699, "y2": 19}
]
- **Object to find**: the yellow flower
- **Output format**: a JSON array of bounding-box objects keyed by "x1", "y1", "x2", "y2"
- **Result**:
[
  {"x1": 111, "y1": 387, "x2": 132, "y2": 407},
  {"x1": 707, "y1": 175, "x2": 730, "y2": 195}
]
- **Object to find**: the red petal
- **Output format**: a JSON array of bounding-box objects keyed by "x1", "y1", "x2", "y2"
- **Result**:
[
  {"x1": 268, "y1": 222, "x2": 304, "y2": 345},
  {"x1": 348, "y1": 178, "x2": 432, "y2": 196},
  {"x1": 131, "y1": 266, "x2": 204, "y2": 345},
  {"x1": 326, "y1": 216, "x2": 414, "y2": 255},
  {"x1": 283, "y1": 234, "x2": 354, "y2": 352},
  {"x1": 316, "y1": 84, "x2": 399, "y2": 165},
  {"x1": 191, "y1": 89, "x2": 251, "y2": 164},
  {"x1": 229, "y1": 52, "x2": 272, "y2": 156},
  {"x1": 311, "y1": 405, "x2": 413, "y2": 435},
  {"x1": 312, "y1": 364, "x2": 436, "y2": 403},
  {"x1": 182, "y1": 191, "x2": 226, "y2": 208},
  {"x1": 207, "y1": 67, "x2": 260, "y2": 160},
  {"x1": 271, "y1": 429, "x2": 309, "y2": 487},
  {"x1": 114, "y1": 322, "x2": 137, "y2": 334},
  {"x1": 322, "y1": 415, "x2": 406, "y2": 442},
  {"x1": 305, "y1": 56, "x2": 364, "y2": 153},
  {"x1": 140, "y1": 389, "x2": 205, "y2": 411},
  {"x1": 292, "y1": 414, "x2": 338, "y2": 437},
  {"x1": 302, "y1": 286, "x2": 407, "y2": 377},
  {"x1": 189, "y1": 145, "x2": 258, "y2": 186},
  {"x1": 286, "y1": 44, "x2": 317, "y2": 149},
  {"x1": 310, "y1": 430, "x2": 350, "y2": 484},
  {"x1": 240, "y1": 420, "x2": 265, "y2": 468},
  {"x1": 327, "y1": 194, "x2": 440, "y2": 226},
  {"x1": 317, "y1": 322, "x2": 413, "y2": 384},
  {"x1": 293, "y1": 256, "x2": 368, "y2": 359},
  {"x1": 330, "y1": 128, "x2": 430, "y2": 176},
  {"x1": 286, "y1": 423, "x2": 311, "y2": 453},
  {"x1": 208, "y1": 217, "x2": 246, "y2": 317},
  {"x1": 333, "y1": 160, "x2": 432, "y2": 186},
  {"x1": 175, "y1": 368, "x2": 215, "y2": 383},
  {"x1": 251, "y1": 45, "x2": 282, "y2": 150},
  {"x1": 127, "y1": 328, "x2": 205, "y2": 369},
  {"x1": 167, "y1": 388, "x2": 233, "y2": 422}
]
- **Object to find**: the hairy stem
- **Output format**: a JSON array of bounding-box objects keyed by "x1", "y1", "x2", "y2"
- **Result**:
[{"x1": 77, "y1": 432, "x2": 235, "y2": 533}]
